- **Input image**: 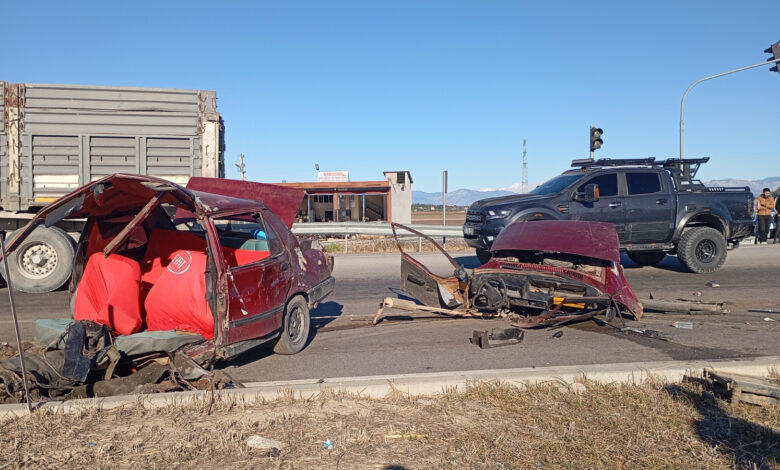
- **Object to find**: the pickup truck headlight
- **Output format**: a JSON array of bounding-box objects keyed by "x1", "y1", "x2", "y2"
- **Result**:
[{"x1": 486, "y1": 209, "x2": 511, "y2": 219}]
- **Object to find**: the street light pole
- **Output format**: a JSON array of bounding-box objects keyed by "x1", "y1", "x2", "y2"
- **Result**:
[{"x1": 679, "y1": 56, "x2": 780, "y2": 159}]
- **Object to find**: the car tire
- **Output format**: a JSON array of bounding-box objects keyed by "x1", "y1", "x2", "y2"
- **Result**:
[
  {"x1": 0, "y1": 226, "x2": 76, "y2": 293},
  {"x1": 627, "y1": 251, "x2": 666, "y2": 266},
  {"x1": 476, "y1": 249, "x2": 492, "y2": 264},
  {"x1": 273, "y1": 295, "x2": 311, "y2": 355},
  {"x1": 677, "y1": 227, "x2": 727, "y2": 274}
]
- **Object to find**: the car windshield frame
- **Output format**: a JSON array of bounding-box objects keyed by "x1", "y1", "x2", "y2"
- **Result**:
[{"x1": 528, "y1": 173, "x2": 583, "y2": 195}]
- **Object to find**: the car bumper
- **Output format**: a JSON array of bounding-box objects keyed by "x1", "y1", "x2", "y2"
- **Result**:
[
  {"x1": 463, "y1": 223, "x2": 504, "y2": 250},
  {"x1": 307, "y1": 276, "x2": 335, "y2": 308}
]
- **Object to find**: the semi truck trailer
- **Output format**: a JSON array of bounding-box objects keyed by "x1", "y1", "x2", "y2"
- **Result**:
[{"x1": 0, "y1": 82, "x2": 225, "y2": 292}]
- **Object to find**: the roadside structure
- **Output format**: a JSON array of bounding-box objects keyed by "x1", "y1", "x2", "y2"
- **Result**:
[{"x1": 277, "y1": 170, "x2": 413, "y2": 224}]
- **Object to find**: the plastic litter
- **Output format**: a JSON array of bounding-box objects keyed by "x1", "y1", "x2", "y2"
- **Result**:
[
  {"x1": 763, "y1": 317, "x2": 776, "y2": 322},
  {"x1": 245, "y1": 435, "x2": 284, "y2": 451},
  {"x1": 670, "y1": 321, "x2": 693, "y2": 329},
  {"x1": 323, "y1": 440, "x2": 334, "y2": 450},
  {"x1": 692, "y1": 291, "x2": 702, "y2": 297},
  {"x1": 706, "y1": 281, "x2": 720, "y2": 288}
]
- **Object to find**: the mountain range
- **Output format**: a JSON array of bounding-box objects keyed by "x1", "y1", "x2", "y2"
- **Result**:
[{"x1": 413, "y1": 177, "x2": 780, "y2": 206}]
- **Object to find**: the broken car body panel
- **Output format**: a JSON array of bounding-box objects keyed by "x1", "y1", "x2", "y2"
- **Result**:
[
  {"x1": 2, "y1": 174, "x2": 334, "y2": 364},
  {"x1": 386, "y1": 221, "x2": 641, "y2": 328}
]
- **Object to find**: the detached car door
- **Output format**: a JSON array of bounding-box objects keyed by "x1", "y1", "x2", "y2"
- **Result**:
[
  {"x1": 215, "y1": 212, "x2": 294, "y2": 345},
  {"x1": 567, "y1": 172, "x2": 627, "y2": 241}
]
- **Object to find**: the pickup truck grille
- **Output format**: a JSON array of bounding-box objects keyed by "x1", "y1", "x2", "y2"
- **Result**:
[{"x1": 466, "y1": 210, "x2": 483, "y2": 223}]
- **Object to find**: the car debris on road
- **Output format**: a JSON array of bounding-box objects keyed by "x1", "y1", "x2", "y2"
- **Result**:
[
  {"x1": 373, "y1": 221, "x2": 643, "y2": 329},
  {"x1": 0, "y1": 174, "x2": 335, "y2": 403}
]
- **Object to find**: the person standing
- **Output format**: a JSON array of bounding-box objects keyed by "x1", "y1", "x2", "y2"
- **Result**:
[
  {"x1": 775, "y1": 191, "x2": 780, "y2": 243},
  {"x1": 756, "y1": 188, "x2": 775, "y2": 244}
]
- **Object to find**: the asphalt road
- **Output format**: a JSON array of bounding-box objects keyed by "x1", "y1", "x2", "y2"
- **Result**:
[{"x1": 1, "y1": 246, "x2": 779, "y2": 383}]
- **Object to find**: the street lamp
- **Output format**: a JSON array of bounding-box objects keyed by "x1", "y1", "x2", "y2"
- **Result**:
[{"x1": 679, "y1": 43, "x2": 780, "y2": 159}]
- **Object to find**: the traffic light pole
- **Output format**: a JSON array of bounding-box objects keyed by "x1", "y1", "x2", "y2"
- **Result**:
[{"x1": 679, "y1": 57, "x2": 780, "y2": 159}]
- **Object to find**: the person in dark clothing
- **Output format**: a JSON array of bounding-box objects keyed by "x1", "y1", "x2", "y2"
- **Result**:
[{"x1": 756, "y1": 188, "x2": 775, "y2": 243}]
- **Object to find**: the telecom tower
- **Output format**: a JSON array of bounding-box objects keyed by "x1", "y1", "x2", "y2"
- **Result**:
[{"x1": 521, "y1": 139, "x2": 528, "y2": 193}]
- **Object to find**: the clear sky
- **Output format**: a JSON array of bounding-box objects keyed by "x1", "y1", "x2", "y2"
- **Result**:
[{"x1": 5, "y1": 0, "x2": 779, "y2": 192}]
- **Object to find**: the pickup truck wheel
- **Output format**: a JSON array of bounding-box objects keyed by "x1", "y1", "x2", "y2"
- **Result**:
[
  {"x1": 0, "y1": 226, "x2": 75, "y2": 293},
  {"x1": 627, "y1": 251, "x2": 666, "y2": 266},
  {"x1": 273, "y1": 296, "x2": 310, "y2": 355},
  {"x1": 677, "y1": 227, "x2": 727, "y2": 274},
  {"x1": 476, "y1": 249, "x2": 492, "y2": 264}
]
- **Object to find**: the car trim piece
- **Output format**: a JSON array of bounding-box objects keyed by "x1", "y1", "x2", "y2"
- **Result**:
[{"x1": 228, "y1": 305, "x2": 284, "y2": 328}]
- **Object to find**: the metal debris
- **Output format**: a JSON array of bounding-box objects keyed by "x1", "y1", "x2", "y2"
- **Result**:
[
  {"x1": 706, "y1": 281, "x2": 720, "y2": 288},
  {"x1": 641, "y1": 298, "x2": 729, "y2": 315},
  {"x1": 620, "y1": 327, "x2": 674, "y2": 340},
  {"x1": 471, "y1": 328, "x2": 525, "y2": 349}
]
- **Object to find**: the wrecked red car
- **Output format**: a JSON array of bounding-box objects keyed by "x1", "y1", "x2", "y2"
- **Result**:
[
  {"x1": 375, "y1": 220, "x2": 642, "y2": 328},
  {"x1": 5, "y1": 174, "x2": 334, "y2": 362}
]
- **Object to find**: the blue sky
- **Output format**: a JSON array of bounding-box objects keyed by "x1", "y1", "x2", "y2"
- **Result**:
[{"x1": 5, "y1": 1, "x2": 779, "y2": 192}]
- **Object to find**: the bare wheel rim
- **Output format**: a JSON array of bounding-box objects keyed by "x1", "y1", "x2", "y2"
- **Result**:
[
  {"x1": 695, "y1": 239, "x2": 717, "y2": 264},
  {"x1": 287, "y1": 305, "x2": 305, "y2": 344},
  {"x1": 17, "y1": 241, "x2": 59, "y2": 279}
]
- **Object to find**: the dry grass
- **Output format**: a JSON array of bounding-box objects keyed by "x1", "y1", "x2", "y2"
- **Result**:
[{"x1": 1, "y1": 380, "x2": 778, "y2": 469}]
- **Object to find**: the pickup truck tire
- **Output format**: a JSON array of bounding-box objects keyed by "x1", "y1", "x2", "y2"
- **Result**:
[
  {"x1": 476, "y1": 249, "x2": 492, "y2": 264},
  {"x1": 677, "y1": 227, "x2": 727, "y2": 274},
  {"x1": 273, "y1": 295, "x2": 310, "y2": 355},
  {"x1": 0, "y1": 226, "x2": 76, "y2": 293},
  {"x1": 627, "y1": 251, "x2": 666, "y2": 266}
]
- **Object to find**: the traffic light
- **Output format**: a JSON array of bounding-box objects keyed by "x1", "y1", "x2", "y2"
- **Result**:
[
  {"x1": 765, "y1": 42, "x2": 780, "y2": 73},
  {"x1": 590, "y1": 126, "x2": 604, "y2": 152}
]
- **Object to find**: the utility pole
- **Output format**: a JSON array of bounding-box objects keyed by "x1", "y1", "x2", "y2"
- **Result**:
[
  {"x1": 235, "y1": 154, "x2": 246, "y2": 181},
  {"x1": 521, "y1": 139, "x2": 528, "y2": 193},
  {"x1": 442, "y1": 170, "x2": 448, "y2": 246},
  {"x1": 680, "y1": 43, "x2": 780, "y2": 159}
]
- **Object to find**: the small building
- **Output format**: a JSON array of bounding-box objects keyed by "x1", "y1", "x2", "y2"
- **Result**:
[{"x1": 276, "y1": 171, "x2": 413, "y2": 224}]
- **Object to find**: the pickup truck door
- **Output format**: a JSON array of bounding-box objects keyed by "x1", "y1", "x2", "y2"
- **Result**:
[
  {"x1": 623, "y1": 171, "x2": 675, "y2": 243},
  {"x1": 568, "y1": 173, "x2": 627, "y2": 241}
]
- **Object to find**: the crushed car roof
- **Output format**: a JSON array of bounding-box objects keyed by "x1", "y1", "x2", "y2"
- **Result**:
[{"x1": 490, "y1": 220, "x2": 621, "y2": 263}]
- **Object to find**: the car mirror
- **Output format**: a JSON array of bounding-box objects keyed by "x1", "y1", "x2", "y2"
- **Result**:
[{"x1": 574, "y1": 184, "x2": 599, "y2": 203}]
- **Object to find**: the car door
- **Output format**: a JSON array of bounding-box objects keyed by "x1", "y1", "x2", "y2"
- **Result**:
[
  {"x1": 567, "y1": 172, "x2": 627, "y2": 242},
  {"x1": 217, "y1": 212, "x2": 294, "y2": 345},
  {"x1": 624, "y1": 171, "x2": 675, "y2": 243}
]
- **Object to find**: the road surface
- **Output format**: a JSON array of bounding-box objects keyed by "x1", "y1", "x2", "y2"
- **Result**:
[{"x1": 1, "y1": 246, "x2": 778, "y2": 383}]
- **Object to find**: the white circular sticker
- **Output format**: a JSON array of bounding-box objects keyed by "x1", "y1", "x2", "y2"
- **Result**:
[{"x1": 167, "y1": 250, "x2": 193, "y2": 275}]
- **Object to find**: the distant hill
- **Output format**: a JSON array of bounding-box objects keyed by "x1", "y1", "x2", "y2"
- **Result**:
[
  {"x1": 703, "y1": 177, "x2": 780, "y2": 195},
  {"x1": 412, "y1": 188, "x2": 515, "y2": 206}
]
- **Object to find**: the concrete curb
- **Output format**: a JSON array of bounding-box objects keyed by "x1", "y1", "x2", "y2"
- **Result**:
[{"x1": 1, "y1": 355, "x2": 778, "y2": 421}]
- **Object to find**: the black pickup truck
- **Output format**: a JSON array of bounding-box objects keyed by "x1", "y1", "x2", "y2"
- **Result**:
[{"x1": 463, "y1": 158, "x2": 754, "y2": 273}]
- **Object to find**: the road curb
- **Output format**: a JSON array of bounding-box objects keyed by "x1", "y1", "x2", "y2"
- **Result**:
[{"x1": 1, "y1": 355, "x2": 778, "y2": 421}]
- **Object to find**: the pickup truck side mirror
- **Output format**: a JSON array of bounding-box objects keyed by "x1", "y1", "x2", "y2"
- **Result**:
[{"x1": 574, "y1": 183, "x2": 599, "y2": 203}]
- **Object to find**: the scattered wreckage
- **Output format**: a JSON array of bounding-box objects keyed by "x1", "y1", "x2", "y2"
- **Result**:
[
  {"x1": 0, "y1": 174, "x2": 334, "y2": 404},
  {"x1": 374, "y1": 221, "x2": 643, "y2": 328}
]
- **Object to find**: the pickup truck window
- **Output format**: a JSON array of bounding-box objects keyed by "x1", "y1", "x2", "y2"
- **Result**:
[
  {"x1": 530, "y1": 174, "x2": 582, "y2": 195},
  {"x1": 578, "y1": 174, "x2": 618, "y2": 197},
  {"x1": 626, "y1": 172, "x2": 662, "y2": 195}
]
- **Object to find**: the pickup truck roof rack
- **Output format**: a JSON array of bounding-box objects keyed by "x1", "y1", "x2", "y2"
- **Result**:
[{"x1": 571, "y1": 157, "x2": 712, "y2": 192}]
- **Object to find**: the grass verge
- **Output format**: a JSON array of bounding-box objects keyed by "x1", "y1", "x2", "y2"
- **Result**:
[{"x1": 1, "y1": 379, "x2": 778, "y2": 469}]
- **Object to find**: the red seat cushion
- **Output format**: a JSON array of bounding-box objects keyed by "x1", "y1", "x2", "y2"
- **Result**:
[
  {"x1": 141, "y1": 230, "x2": 208, "y2": 286},
  {"x1": 74, "y1": 253, "x2": 143, "y2": 336},
  {"x1": 144, "y1": 249, "x2": 214, "y2": 339}
]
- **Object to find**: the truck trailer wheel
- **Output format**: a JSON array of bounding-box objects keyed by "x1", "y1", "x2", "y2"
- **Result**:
[
  {"x1": 627, "y1": 251, "x2": 666, "y2": 266},
  {"x1": 273, "y1": 295, "x2": 311, "y2": 355},
  {"x1": 476, "y1": 249, "x2": 492, "y2": 264},
  {"x1": 677, "y1": 227, "x2": 727, "y2": 274},
  {"x1": 0, "y1": 226, "x2": 76, "y2": 293}
]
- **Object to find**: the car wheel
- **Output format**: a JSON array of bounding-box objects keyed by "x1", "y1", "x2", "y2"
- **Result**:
[
  {"x1": 677, "y1": 227, "x2": 727, "y2": 274},
  {"x1": 0, "y1": 226, "x2": 76, "y2": 293},
  {"x1": 627, "y1": 251, "x2": 666, "y2": 266},
  {"x1": 476, "y1": 249, "x2": 492, "y2": 264},
  {"x1": 273, "y1": 295, "x2": 311, "y2": 355}
]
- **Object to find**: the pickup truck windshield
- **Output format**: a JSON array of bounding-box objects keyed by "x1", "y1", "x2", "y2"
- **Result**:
[{"x1": 529, "y1": 174, "x2": 582, "y2": 195}]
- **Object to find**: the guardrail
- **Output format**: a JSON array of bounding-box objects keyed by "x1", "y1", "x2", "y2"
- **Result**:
[{"x1": 291, "y1": 222, "x2": 463, "y2": 238}]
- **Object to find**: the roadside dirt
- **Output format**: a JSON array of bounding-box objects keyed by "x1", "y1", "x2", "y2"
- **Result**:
[{"x1": 2, "y1": 380, "x2": 778, "y2": 469}]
